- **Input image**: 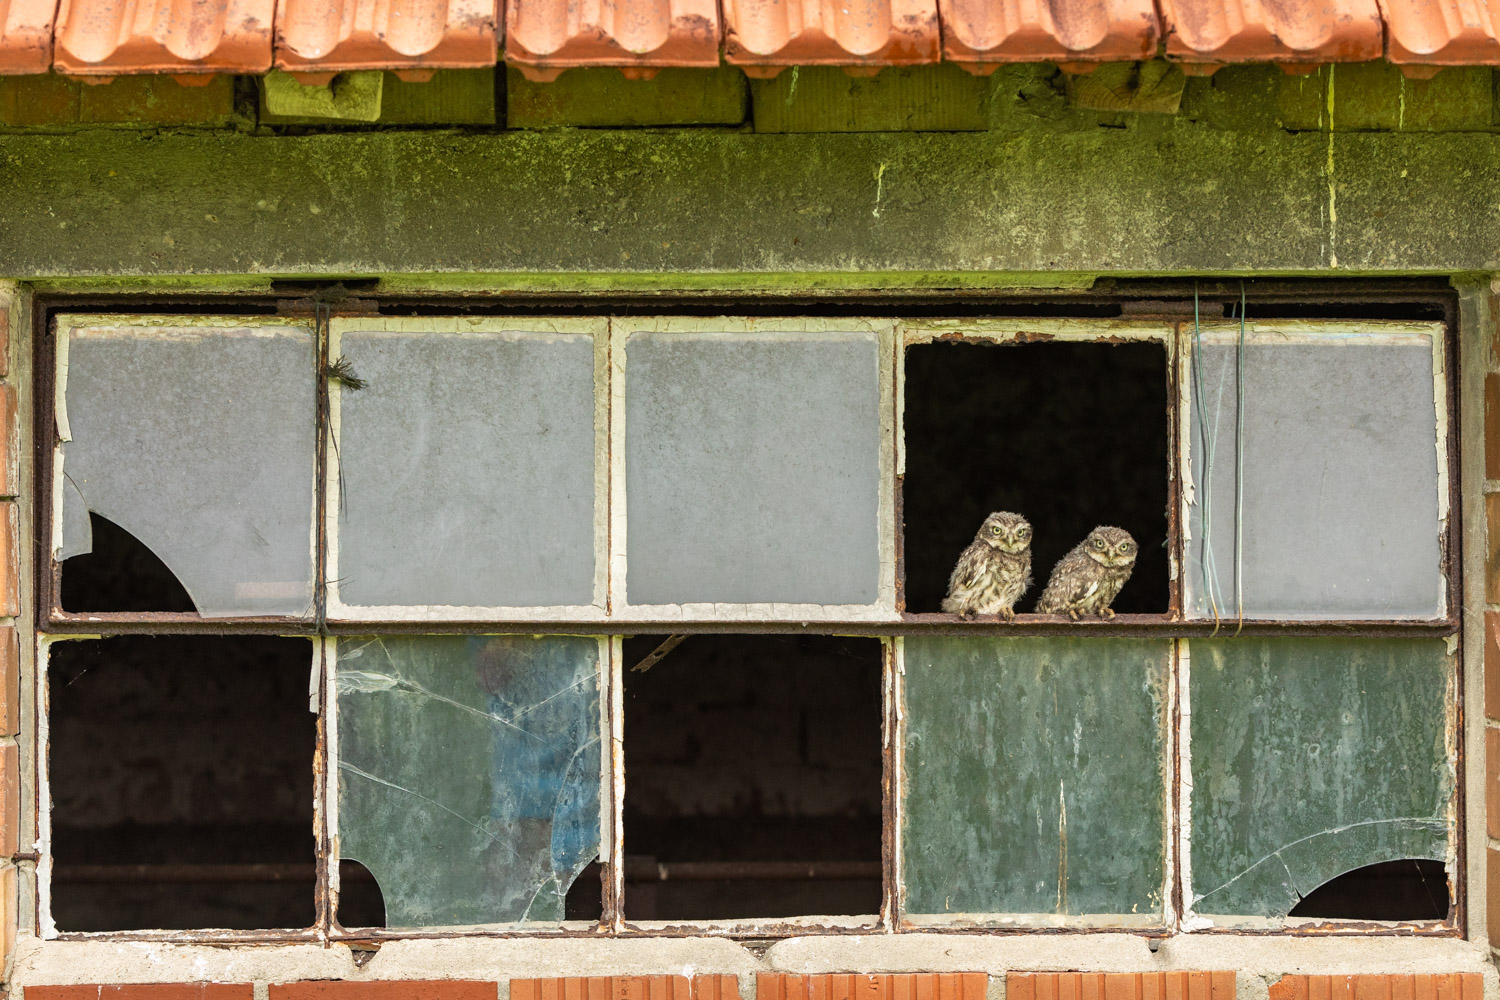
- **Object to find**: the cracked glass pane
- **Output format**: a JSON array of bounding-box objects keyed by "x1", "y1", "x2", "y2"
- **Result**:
[
  {"x1": 335, "y1": 322, "x2": 598, "y2": 608},
  {"x1": 1189, "y1": 638, "x2": 1453, "y2": 919},
  {"x1": 336, "y1": 634, "x2": 603, "y2": 926},
  {"x1": 625, "y1": 329, "x2": 882, "y2": 605},
  {"x1": 57, "y1": 319, "x2": 316, "y2": 617},
  {"x1": 901, "y1": 636, "x2": 1170, "y2": 921},
  {"x1": 1185, "y1": 326, "x2": 1444, "y2": 619}
]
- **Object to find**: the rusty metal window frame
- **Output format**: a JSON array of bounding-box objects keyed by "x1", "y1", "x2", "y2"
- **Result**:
[{"x1": 25, "y1": 290, "x2": 1465, "y2": 945}]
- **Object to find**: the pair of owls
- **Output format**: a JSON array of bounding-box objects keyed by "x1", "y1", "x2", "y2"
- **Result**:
[{"x1": 941, "y1": 512, "x2": 1137, "y2": 621}]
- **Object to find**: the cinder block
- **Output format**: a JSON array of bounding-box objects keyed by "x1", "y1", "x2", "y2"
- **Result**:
[
  {"x1": 507, "y1": 66, "x2": 746, "y2": 128},
  {"x1": 752, "y1": 64, "x2": 988, "y2": 133},
  {"x1": 273, "y1": 985, "x2": 496, "y2": 1000}
]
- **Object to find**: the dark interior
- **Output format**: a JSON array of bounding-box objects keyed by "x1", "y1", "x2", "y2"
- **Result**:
[
  {"x1": 60, "y1": 512, "x2": 196, "y2": 613},
  {"x1": 48, "y1": 634, "x2": 316, "y2": 930},
  {"x1": 1288, "y1": 859, "x2": 1450, "y2": 921},
  {"x1": 902, "y1": 339, "x2": 1170, "y2": 615},
  {"x1": 621, "y1": 633, "x2": 883, "y2": 921}
]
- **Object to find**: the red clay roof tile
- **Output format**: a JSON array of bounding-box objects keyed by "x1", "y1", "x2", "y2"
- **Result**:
[
  {"x1": 941, "y1": 0, "x2": 1159, "y2": 67},
  {"x1": 505, "y1": 0, "x2": 719, "y2": 80},
  {"x1": 53, "y1": 0, "x2": 272, "y2": 74},
  {"x1": 1383, "y1": 0, "x2": 1500, "y2": 65},
  {"x1": 1159, "y1": 0, "x2": 1384, "y2": 66},
  {"x1": 275, "y1": 0, "x2": 498, "y2": 75},
  {"x1": 722, "y1": 0, "x2": 940, "y2": 75},
  {"x1": 0, "y1": 0, "x2": 56, "y2": 73}
]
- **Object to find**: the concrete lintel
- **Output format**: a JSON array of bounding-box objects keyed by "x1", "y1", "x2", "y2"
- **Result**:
[
  {"x1": 11, "y1": 934, "x2": 1495, "y2": 988},
  {"x1": 2, "y1": 128, "x2": 1500, "y2": 278}
]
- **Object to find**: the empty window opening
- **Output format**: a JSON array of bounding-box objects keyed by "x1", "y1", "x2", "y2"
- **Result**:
[
  {"x1": 48, "y1": 635, "x2": 316, "y2": 931},
  {"x1": 903, "y1": 340, "x2": 1169, "y2": 615},
  {"x1": 59, "y1": 512, "x2": 196, "y2": 613},
  {"x1": 1287, "y1": 859, "x2": 1450, "y2": 922},
  {"x1": 335, "y1": 859, "x2": 386, "y2": 929},
  {"x1": 621, "y1": 634, "x2": 882, "y2": 921}
]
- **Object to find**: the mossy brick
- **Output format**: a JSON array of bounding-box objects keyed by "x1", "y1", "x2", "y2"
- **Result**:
[
  {"x1": 1065, "y1": 62, "x2": 1186, "y2": 114},
  {"x1": 379, "y1": 69, "x2": 496, "y2": 125},
  {"x1": 0, "y1": 75, "x2": 81, "y2": 126},
  {"x1": 506, "y1": 66, "x2": 746, "y2": 128},
  {"x1": 79, "y1": 75, "x2": 234, "y2": 126},
  {"x1": 752, "y1": 64, "x2": 989, "y2": 132},
  {"x1": 1277, "y1": 62, "x2": 1494, "y2": 131}
]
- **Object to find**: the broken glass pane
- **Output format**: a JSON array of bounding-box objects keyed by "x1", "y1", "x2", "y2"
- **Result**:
[
  {"x1": 625, "y1": 330, "x2": 882, "y2": 606},
  {"x1": 1185, "y1": 327, "x2": 1444, "y2": 619},
  {"x1": 902, "y1": 636, "x2": 1170, "y2": 920},
  {"x1": 335, "y1": 324, "x2": 598, "y2": 608},
  {"x1": 57, "y1": 320, "x2": 316, "y2": 617},
  {"x1": 1189, "y1": 638, "x2": 1453, "y2": 919},
  {"x1": 336, "y1": 634, "x2": 603, "y2": 926}
]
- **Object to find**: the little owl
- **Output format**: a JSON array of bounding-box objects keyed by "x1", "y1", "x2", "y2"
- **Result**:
[
  {"x1": 941, "y1": 511, "x2": 1032, "y2": 620},
  {"x1": 1036, "y1": 525, "x2": 1137, "y2": 620}
]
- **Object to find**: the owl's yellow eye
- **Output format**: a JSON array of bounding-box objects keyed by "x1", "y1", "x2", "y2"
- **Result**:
[
  {"x1": 991, "y1": 525, "x2": 1002, "y2": 535},
  {"x1": 1093, "y1": 538, "x2": 1105, "y2": 549}
]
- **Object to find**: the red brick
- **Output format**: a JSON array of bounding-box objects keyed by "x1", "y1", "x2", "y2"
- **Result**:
[
  {"x1": 28, "y1": 989, "x2": 253, "y2": 1000},
  {"x1": 1013, "y1": 978, "x2": 1232, "y2": 1000},
  {"x1": 0, "y1": 627, "x2": 16, "y2": 738},
  {"x1": 0, "y1": 864, "x2": 13, "y2": 968},
  {"x1": 0, "y1": 501, "x2": 15, "y2": 618},
  {"x1": 0, "y1": 742, "x2": 16, "y2": 858},
  {"x1": 273, "y1": 985, "x2": 494, "y2": 1000},
  {"x1": 1274, "y1": 979, "x2": 1481, "y2": 1000},
  {"x1": 1487, "y1": 374, "x2": 1500, "y2": 480}
]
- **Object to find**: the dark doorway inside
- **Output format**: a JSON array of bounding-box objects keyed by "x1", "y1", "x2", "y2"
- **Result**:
[{"x1": 1288, "y1": 859, "x2": 1450, "y2": 921}]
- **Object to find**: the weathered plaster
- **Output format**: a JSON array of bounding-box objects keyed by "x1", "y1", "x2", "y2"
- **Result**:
[{"x1": 0, "y1": 126, "x2": 1499, "y2": 279}]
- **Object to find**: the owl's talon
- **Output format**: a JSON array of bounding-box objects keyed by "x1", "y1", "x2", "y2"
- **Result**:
[
  {"x1": 1067, "y1": 608, "x2": 1081, "y2": 622},
  {"x1": 1000, "y1": 607, "x2": 1015, "y2": 622},
  {"x1": 1099, "y1": 607, "x2": 1116, "y2": 620}
]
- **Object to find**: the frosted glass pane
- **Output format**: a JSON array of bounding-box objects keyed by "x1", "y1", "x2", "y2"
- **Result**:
[
  {"x1": 1186, "y1": 332, "x2": 1443, "y2": 618},
  {"x1": 59, "y1": 321, "x2": 316, "y2": 617},
  {"x1": 902, "y1": 636, "x2": 1169, "y2": 920},
  {"x1": 336, "y1": 328, "x2": 597, "y2": 607},
  {"x1": 337, "y1": 635, "x2": 602, "y2": 926},
  {"x1": 625, "y1": 331, "x2": 881, "y2": 605},
  {"x1": 1189, "y1": 638, "x2": 1452, "y2": 918}
]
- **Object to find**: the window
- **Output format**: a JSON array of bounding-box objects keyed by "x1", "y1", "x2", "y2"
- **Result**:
[{"x1": 36, "y1": 306, "x2": 1459, "y2": 938}]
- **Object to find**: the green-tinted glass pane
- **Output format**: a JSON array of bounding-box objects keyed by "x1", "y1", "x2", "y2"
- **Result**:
[
  {"x1": 1189, "y1": 638, "x2": 1453, "y2": 918},
  {"x1": 336, "y1": 635, "x2": 603, "y2": 926},
  {"x1": 901, "y1": 637, "x2": 1170, "y2": 920}
]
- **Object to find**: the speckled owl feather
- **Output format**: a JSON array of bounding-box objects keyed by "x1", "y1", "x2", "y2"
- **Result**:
[
  {"x1": 942, "y1": 512, "x2": 1033, "y2": 620},
  {"x1": 1035, "y1": 525, "x2": 1137, "y2": 620}
]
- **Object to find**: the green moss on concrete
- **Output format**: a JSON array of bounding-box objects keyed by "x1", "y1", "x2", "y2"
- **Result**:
[
  {"x1": 752, "y1": 65, "x2": 990, "y2": 132},
  {"x1": 1, "y1": 123, "x2": 1499, "y2": 278},
  {"x1": 1065, "y1": 62, "x2": 1186, "y2": 115},
  {"x1": 507, "y1": 67, "x2": 746, "y2": 129}
]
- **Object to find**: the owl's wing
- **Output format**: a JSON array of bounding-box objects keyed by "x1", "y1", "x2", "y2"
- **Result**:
[
  {"x1": 947, "y1": 541, "x2": 987, "y2": 592},
  {"x1": 1055, "y1": 551, "x2": 1102, "y2": 604}
]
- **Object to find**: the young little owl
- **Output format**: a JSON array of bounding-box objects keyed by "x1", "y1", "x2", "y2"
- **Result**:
[
  {"x1": 941, "y1": 512, "x2": 1033, "y2": 620},
  {"x1": 1036, "y1": 526, "x2": 1137, "y2": 620}
]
